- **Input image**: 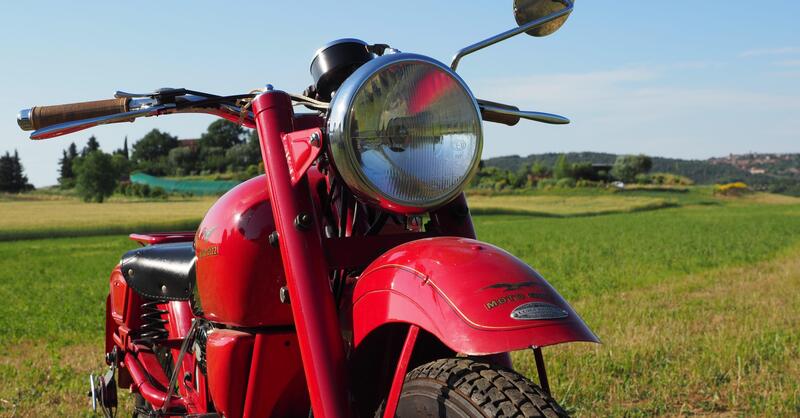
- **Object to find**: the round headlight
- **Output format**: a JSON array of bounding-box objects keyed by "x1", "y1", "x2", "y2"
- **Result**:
[{"x1": 328, "y1": 53, "x2": 483, "y2": 213}]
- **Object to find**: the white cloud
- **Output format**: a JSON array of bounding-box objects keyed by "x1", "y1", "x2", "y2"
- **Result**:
[
  {"x1": 774, "y1": 59, "x2": 800, "y2": 67},
  {"x1": 739, "y1": 47, "x2": 800, "y2": 58},
  {"x1": 472, "y1": 65, "x2": 800, "y2": 160}
]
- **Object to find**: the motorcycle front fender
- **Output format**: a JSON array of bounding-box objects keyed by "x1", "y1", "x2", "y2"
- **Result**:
[{"x1": 352, "y1": 237, "x2": 599, "y2": 355}]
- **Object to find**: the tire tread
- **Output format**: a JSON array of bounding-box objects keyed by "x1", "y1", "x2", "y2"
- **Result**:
[{"x1": 403, "y1": 358, "x2": 569, "y2": 418}]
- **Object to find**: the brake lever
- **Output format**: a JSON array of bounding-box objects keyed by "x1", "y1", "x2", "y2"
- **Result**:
[
  {"x1": 114, "y1": 88, "x2": 189, "y2": 99},
  {"x1": 477, "y1": 99, "x2": 569, "y2": 126}
]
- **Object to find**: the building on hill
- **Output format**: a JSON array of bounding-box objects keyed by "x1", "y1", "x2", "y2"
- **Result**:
[{"x1": 178, "y1": 138, "x2": 200, "y2": 151}]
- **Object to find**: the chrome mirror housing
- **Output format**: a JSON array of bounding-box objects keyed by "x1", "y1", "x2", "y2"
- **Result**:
[
  {"x1": 450, "y1": 0, "x2": 574, "y2": 70},
  {"x1": 514, "y1": 0, "x2": 574, "y2": 37}
]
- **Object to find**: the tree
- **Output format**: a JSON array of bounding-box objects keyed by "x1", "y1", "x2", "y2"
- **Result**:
[
  {"x1": 82, "y1": 136, "x2": 101, "y2": 156},
  {"x1": 59, "y1": 142, "x2": 80, "y2": 188},
  {"x1": 611, "y1": 154, "x2": 653, "y2": 183},
  {"x1": 571, "y1": 162, "x2": 595, "y2": 181},
  {"x1": 200, "y1": 120, "x2": 245, "y2": 149},
  {"x1": 168, "y1": 147, "x2": 198, "y2": 175},
  {"x1": 200, "y1": 146, "x2": 227, "y2": 173},
  {"x1": 111, "y1": 153, "x2": 132, "y2": 180},
  {"x1": 226, "y1": 130, "x2": 262, "y2": 171},
  {"x1": 74, "y1": 150, "x2": 118, "y2": 202},
  {"x1": 131, "y1": 129, "x2": 179, "y2": 164},
  {"x1": 59, "y1": 150, "x2": 74, "y2": 182},
  {"x1": 114, "y1": 136, "x2": 129, "y2": 160},
  {"x1": 553, "y1": 154, "x2": 572, "y2": 179},
  {"x1": 530, "y1": 161, "x2": 550, "y2": 179},
  {"x1": 0, "y1": 150, "x2": 33, "y2": 193}
]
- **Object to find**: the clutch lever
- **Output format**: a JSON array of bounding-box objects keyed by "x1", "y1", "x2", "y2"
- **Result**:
[{"x1": 477, "y1": 99, "x2": 569, "y2": 126}]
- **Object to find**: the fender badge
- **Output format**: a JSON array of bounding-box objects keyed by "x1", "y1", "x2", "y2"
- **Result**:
[{"x1": 510, "y1": 302, "x2": 568, "y2": 321}]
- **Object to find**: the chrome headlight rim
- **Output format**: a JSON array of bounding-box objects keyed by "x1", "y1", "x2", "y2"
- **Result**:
[{"x1": 327, "y1": 52, "x2": 484, "y2": 213}]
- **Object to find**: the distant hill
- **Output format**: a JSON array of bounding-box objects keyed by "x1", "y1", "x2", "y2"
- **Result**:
[{"x1": 482, "y1": 152, "x2": 800, "y2": 195}]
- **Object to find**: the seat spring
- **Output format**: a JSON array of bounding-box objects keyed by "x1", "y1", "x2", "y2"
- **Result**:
[{"x1": 135, "y1": 300, "x2": 169, "y2": 346}]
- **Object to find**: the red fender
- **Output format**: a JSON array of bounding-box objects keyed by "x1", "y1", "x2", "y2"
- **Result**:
[{"x1": 352, "y1": 237, "x2": 599, "y2": 355}]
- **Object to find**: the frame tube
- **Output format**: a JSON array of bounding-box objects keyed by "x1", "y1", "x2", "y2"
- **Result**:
[{"x1": 252, "y1": 91, "x2": 350, "y2": 418}]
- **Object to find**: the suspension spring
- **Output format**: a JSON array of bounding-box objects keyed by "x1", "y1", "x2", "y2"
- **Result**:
[{"x1": 135, "y1": 300, "x2": 169, "y2": 346}]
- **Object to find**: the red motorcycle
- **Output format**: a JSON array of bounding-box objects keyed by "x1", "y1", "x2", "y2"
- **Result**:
[{"x1": 17, "y1": 1, "x2": 596, "y2": 416}]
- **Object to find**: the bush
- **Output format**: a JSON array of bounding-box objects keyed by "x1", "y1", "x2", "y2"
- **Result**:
[
  {"x1": 556, "y1": 178, "x2": 576, "y2": 188},
  {"x1": 635, "y1": 173, "x2": 652, "y2": 184},
  {"x1": 714, "y1": 182, "x2": 750, "y2": 196},
  {"x1": 650, "y1": 173, "x2": 694, "y2": 186},
  {"x1": 612, "y1": 154, "x2": 653, "y2": 182},
  {"x1": 118, "y1": 182, "x2": 168, "y2": 199},
  {"x1": 537, "y1": 178, "x2": 558, "y2": 190},
  {"x1": 149, "y1": 187, "x2": 167, "y2": 199},
  {"x1": 74, "y1": 151, "x2": 118, "y2": 202},
  {"x1": 576, "y1": 179, "x2": 605, "y2": 188}
]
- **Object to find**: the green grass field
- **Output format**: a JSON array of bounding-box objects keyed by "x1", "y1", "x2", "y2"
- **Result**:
[
  {"x1": 0, "y1": 189, "x2": 798, "y2": 416},
  {"x1": 0, "y1": 195, "x2": 215, "y2": 241}
]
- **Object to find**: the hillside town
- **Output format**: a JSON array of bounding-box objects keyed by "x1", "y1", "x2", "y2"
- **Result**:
[{"x1": 709, "y1": 153, "x2": 800, "y2": 176}]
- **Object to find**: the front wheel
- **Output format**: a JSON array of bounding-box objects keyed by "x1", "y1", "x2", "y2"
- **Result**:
[{"x1": 388, "y1": 358, "x2": 569, "y2": 418}]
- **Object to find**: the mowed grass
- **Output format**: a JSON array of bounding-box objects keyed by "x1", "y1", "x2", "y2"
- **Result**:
[
  {"x1": 471, "y1": 201, "x2": 800, "y2": 416},
  {"x1": 513, "y1": 249, "x2": 800, "y2": 417},
  {"x1": 0, "y1": 197, "x2": 214, "y2": 240},
  {"x1": 0, "y1": 190, "x2": 799, "y2": 416},
  {"x1": 0, "y1": 236, "x2": 135, "y2": 417}
]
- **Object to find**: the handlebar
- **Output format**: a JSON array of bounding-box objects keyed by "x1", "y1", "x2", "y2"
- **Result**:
[
  {"x1": 16, "y1": 89, "x2": 569, "y2": 141},
  {"x1": 477, "y1": 99, "x2": 522, "y2": 126},
  {"x1": 477, "y1": 99, "x2": 570, "y2": 126},
  {"x1": 16, "y1": 89, "x2": 259, "y2": 140},
  {"x1": 18, "y1": 98, "x2": 130, "y2": 131}
]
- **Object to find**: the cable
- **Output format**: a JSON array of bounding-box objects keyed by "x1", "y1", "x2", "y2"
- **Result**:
[{"x1": 365, "y1": 212, "x2": 389, "y2": 236}]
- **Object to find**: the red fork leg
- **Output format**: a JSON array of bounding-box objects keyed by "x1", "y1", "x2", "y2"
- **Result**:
[
  {"x1": 383, "y1": 325, "x2": 419, "y2": 418},
  {"x1": 251, "y1": 91, "x2": 349, "y2": 418}
]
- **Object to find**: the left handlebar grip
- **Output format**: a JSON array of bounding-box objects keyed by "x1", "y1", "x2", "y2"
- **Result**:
[{"x1": 18, "y1": 98, "x2": 130, "y2": 131}]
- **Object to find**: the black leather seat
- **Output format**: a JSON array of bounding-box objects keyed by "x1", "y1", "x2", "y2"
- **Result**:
[{"x1": 121, "y1": 242, "x2": 196, "y2": 301}]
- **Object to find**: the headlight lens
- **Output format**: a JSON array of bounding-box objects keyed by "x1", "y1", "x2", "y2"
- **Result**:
[{"x1": 328, "y1": 53, "x2": 482, "y2": 213}]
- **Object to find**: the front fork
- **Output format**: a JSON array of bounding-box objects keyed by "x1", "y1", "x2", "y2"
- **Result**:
[{"x1": 252, "y1": 91, "x2": 350, "y2": 418}]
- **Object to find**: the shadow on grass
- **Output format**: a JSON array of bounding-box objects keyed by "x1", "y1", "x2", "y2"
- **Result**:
[
  {"x1": 0, "y1": 201, "x2": 683, "y2": 241},
  {"x1": 0, "y1": 219, "x2": 201, "y2": 242},
  {"x1": 469, "y1": 201, "x2": 680, "y2": 218}
]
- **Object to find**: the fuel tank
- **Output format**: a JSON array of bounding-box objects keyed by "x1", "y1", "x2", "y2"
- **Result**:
[{"x1": 194, "y1": 175, "x2": 293, "y2": 327}]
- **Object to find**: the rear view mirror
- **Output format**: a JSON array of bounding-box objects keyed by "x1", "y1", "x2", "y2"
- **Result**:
[
  {"x1": 450, "y1": 0, "x2": 574, "y2": 70},
  {"x1": 514, "y1": 0, "x2": 574, "y2": 37}
]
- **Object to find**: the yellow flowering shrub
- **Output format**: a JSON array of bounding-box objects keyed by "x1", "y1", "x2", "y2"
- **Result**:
[{"x1": 714, "y1": 182, "x2": 750, "y2": 196}]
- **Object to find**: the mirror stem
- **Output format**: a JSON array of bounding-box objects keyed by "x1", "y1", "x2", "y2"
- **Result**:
[{"x1": 450, "y1": 0, "x2": 573, "y2": 71}]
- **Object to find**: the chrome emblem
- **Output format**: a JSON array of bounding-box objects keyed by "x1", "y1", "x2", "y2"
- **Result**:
[{"x1": 510, "y1": 302, "x2": 568, "y2": 321}]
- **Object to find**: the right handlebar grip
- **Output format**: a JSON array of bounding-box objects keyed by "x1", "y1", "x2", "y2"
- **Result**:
[
  {"x1": 477, "y1": 99, "x2": 521, "y2": 126},
  {"x1": 20, "y1": 98, "x2": 129, "y2": 131}
]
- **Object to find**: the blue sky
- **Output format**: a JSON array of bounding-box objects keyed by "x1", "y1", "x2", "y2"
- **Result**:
[{"x1": 1, "y1": 1, "x2": 798, "y2": 186}]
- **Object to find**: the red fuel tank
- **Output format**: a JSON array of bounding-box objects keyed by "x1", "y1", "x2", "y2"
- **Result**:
[{"x1": 194, "y1": 175, "x2": 293, "y2": 327}]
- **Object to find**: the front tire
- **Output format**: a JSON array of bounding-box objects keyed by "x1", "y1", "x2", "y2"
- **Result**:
[{"x1": 390, "y1": 358, "x2": 569, "y2": 418}]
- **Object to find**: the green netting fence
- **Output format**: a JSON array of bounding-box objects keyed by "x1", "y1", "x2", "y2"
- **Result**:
[{"x1": 130, "y1": 173, "x2": 241, "y2": 195}]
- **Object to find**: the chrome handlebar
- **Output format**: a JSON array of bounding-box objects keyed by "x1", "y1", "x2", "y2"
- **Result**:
[{"x1": 18, "y1": 91, "x2": 255, "y2": 140}]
